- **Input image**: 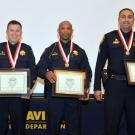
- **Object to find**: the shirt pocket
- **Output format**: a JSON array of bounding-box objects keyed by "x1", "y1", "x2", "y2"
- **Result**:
[
  {"x1": 17, "y1": 56, "x2": 28, "y2": 67},
  {"x1": 0, "y1": 57, "x2": 10, "y2": 68},
  {"x1": 49, "y1": 55, "x2": 62, "y2": 67},
  {"x1": 108, "y1": 44, "x2": 124, "y2": 59},
  {"x1": 109, "y1": 44, "x2": 123, "y2": 52},
  {"x1": 70, "y1": 55, "x2": 81, "y2": 65},
  {"x1": 131, "y1": 46, "x2": 135, "y2": 52}
]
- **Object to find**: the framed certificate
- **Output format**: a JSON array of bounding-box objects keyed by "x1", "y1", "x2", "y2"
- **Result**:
[
  {"x1": 124, "y1": 60, "x2": 135, "y2": 85},
  {"x1": 0, "y1": 68, "x2": 30, "y2": 97},
  {"x1": 52, "y1": 69, "x2": 86, "y2": 98}
]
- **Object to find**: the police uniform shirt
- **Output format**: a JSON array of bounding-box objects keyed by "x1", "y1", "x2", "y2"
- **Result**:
[
  {"x1": 37, "y1": 40, "x2": 92, "y2": 89},
  {"x1": 0, "y1": 42, "x2": 36, "y2": 89},
  {"x1": 94, "y1": 30, "x2": 135, "y2": 90}
]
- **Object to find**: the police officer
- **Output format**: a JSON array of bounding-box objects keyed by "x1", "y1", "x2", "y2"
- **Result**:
[
  {"x1": 94, "y1": 8, "x2": 135, "y2": 135},
  {"x1": 37, "y1": 21, "x2": 92, "y2": 135},
  {"x1": 0, "y1": 20, "x2": 36, "y2": 135}
]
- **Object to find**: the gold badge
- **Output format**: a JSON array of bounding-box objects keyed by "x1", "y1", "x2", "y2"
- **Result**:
[
  {"x1": 113, "y1": 38, "x2": 120, "y2": 45},
  {"x1": 20, "y1": 50, "x2": 26, "y2": 56},
  {"x1": 73, "y1": 50, "x2": 79, "y2": 56},
  {"x1": 133, "y1": 41, "x2": 135, "y2": 46}
]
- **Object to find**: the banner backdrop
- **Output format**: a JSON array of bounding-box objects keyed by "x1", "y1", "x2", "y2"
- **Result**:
[{"x1": 7, "y1": 99, "x2": 127, "y2": 135}]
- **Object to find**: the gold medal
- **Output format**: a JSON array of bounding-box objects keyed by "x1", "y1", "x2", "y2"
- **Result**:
[
  {"x1": 126, "y1": 51, "x2": 130, "y2": 55},
  {"x1": 118, "y1": 29, "x2": 133, "y2": 57},
  {"x1": 58, "y1": 40, "x2": 74, "y2": 68},
  {"x1": 6, "y1": 42, "x2": 21, "y2": 68},
  {"x1": 65, "y1": 63, "x2": 69, "y2": 67}
]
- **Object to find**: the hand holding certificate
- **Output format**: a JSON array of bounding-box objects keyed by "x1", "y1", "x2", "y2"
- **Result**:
[
  {"x1": 52, "y1": 69, "x2": 86, "y2": 98},
  {"x1": 79, "y1": 88, "x2": 90, "y2": 101}
]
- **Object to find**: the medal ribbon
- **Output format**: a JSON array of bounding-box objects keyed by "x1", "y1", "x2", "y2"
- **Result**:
[
  {"x1": 58, "y1": 40, "x2": 74, "y2": 65},
  {"x1": 118, "y1": 29, "x2": 134, "y2": 52},
  {"x1": 6, "y1": 42, "x2": 21, "y2": 68}
]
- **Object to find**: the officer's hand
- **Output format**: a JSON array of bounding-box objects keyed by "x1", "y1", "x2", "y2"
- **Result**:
[
  {"x1": 94, "y1": 90, "x2": 102, "y2": 101},
  {"x1": 79, "y1": 88, "x2": 90, "y2": 101},
  {"x1": 21, "y1": 95, "x2": 30, "y2": 99},
  {"x1": 45, "y1": 71, "x2": 56, "y2": 83},
  {"x1": 21, "y1": 89, "x2": 33, "y2": 99}
]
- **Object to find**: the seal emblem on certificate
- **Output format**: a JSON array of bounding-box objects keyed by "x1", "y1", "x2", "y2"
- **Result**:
[
  {"x1": 0, "y1": 69, "x2": 30, "y2": 96},
  {"x1": 52, "y1": 69, "x2": 86, "y2": 98}
]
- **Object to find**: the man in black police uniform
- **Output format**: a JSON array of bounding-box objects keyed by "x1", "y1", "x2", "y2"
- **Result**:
[
  {"x1": 0, "y1": 20, "x2": 36, "y2": 135},
  {"x1": 37, "y1": 21, "x2": 92, "y2": 135},
  {"x1": 94, "y1": 8, "x2": 135, "y2": 135}
]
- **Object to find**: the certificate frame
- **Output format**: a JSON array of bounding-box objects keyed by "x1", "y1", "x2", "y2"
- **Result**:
[
  {"x1": 52, "y1": 69, "x2": 86, "y2": 98},
  {"x1": 0, "y1": 68, "x2": 30, "y2": 97},
  {"x1": 124, "y1": 60, "x2": 135, "y2": 85}
]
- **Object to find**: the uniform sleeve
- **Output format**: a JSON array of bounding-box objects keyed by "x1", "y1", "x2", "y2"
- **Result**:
[
  {"x1": 36, "y1": 48, "x2": 49, "y2": 79},
  {"x1": 27, "y1": 47, "x2": 37, "y2": 89},
  {"x1": 94, "y1": 35, "x2": 108, "y2": 91},
  {"x1": 80, "y1": 50, "x2": 92, "y2": 89}
]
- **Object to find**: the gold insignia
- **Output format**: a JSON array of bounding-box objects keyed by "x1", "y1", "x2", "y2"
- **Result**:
[
  {"x1": 0, "y1": 51, "x2": 5, "y2": 56},
  {"x1": 133, "y1": 42, "x2": 135, "y2": 46},
  {"x1": 113, "y1": 38, "x2": 120, "y2": 45},
  {"x1": 20, "y1": 50, "x2": 26, "y2": 56},
  {"x1": 73, "y1": 50, "x2": 79, "y2": 56}
]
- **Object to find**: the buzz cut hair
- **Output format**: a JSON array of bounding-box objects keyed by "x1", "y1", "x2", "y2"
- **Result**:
[
  {"x1": 58, "y1": 20, "x2": 72, "y2": 29},
  {"x1": 7, "y1": 20, "x2": 22, "y2": 30}
]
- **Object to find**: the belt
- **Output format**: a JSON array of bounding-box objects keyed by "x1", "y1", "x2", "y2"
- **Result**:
[{"x1": 109, "y1": 74, "x2": 127, "y2": 80}]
